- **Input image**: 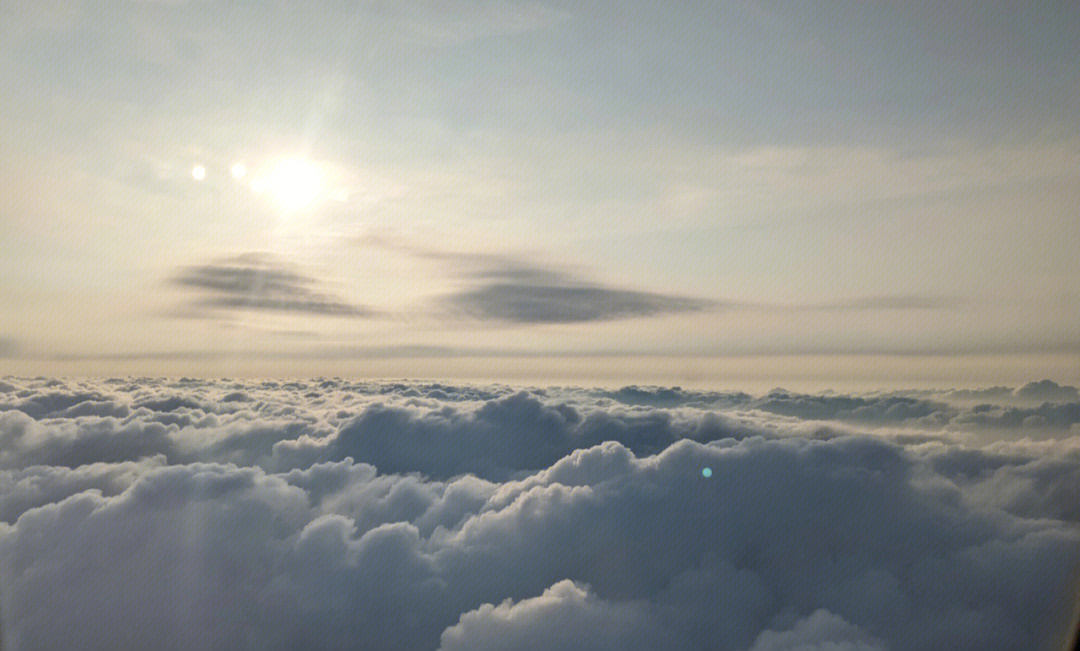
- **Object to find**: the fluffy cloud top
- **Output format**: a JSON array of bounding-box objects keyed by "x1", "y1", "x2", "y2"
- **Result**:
[{"x1": 1, "y1": 377, "x2": 1079, "y2": 650}]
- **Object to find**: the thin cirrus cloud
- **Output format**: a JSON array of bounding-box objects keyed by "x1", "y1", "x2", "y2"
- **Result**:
[
  {"x1": 171, "y1": 253, "x2": 370, "y2": 318},
  {"x1": 806, "y1": 295, "x2": 961, "y2": 311}
]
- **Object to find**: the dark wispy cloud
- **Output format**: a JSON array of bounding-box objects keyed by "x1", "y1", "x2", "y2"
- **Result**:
[
  {"x1": 440, "y1": 275, "x2": 958, "y2": 324},
  {"x1": 1, "y1": 378, "x2": 1079, "y2": 649},
  {"x1": 358, "y1": 234, "x2": 717, "y2": 324},
  {"x1": 358, "y1": 234, "x2": 960, "y2": 325},
  {"x1": 171, "y1": 253, "x2": 370, "y2": 318},
  {"x1": 447, "y1": 283, "x2": 715, "y2": 324}
]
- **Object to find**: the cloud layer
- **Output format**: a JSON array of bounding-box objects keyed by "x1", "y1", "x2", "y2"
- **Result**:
[{"x1": 1, "y1": 377, "x2": 1079, "y2": 650}]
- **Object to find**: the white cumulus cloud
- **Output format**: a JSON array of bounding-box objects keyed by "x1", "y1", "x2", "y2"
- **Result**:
[{"x1": 1, "y1": 377, "x2": 1078, "y2": 650}]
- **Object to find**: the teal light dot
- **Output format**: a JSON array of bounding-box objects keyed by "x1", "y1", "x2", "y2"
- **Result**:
[{"x1": 701, "y1": 467, "x2": 713, "y2": 478}]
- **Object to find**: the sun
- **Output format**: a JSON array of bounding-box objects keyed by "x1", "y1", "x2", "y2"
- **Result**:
[{"x1": 252, "y1": 156, "x2": 326, "y2": 214}]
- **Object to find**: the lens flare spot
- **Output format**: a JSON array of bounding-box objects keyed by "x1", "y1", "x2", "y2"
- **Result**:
[
  {"x1": 191, "y1": 164, "x2": 206, "y2": 181},
  {"x1": 702, "y1": 467, "x2": 713, "y2": 478}
]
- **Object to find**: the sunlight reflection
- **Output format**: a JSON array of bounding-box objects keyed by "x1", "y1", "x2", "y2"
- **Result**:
[{"x1": 252, "y1": 156, "x2": 325, "y2": 214}]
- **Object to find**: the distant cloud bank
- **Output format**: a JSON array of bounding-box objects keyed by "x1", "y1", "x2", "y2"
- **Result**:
[{"x1": 1, "y1": 378, "x2": 1078, "y2": 649}]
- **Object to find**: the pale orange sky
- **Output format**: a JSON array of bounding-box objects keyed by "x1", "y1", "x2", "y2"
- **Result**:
[{"x1": 2, "y1": 1, "x2": 1079, "y2": 387}]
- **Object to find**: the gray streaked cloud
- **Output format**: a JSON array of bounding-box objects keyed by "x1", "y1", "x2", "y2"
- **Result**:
[
  {"x1": 171, "y1": 254, "x2": 370, "y2": 318},
  {"x1": 359, "y1": 234, "x2": 956, "y2": 323},
  {"x1": 358, "y1": 234, "x2": 716, "y2": 324},
  {"x1": 446, "y1": 282, "x2": 715, "y2": 324}
]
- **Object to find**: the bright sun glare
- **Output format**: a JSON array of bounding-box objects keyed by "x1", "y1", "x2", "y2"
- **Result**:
[{"x1": 253, "y1": 156, "x2": 325, "y2": 213}]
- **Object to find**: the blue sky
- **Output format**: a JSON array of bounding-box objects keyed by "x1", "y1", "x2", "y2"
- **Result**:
[{"x1": 2, "y1": 1, "x2": 1078, "y2": 386}]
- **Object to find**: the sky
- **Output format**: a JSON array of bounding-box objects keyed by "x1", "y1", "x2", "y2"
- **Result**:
[{"x1": 2, "y1": 1, "x2": 1079, "y2": 387}]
